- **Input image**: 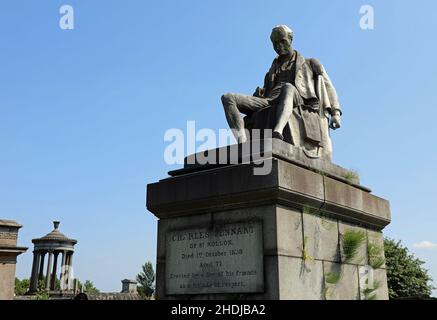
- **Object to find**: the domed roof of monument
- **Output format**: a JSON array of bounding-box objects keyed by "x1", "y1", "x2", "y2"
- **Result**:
[{"x1": 32, "y1": 221, "x2": 77, "y2": 244}]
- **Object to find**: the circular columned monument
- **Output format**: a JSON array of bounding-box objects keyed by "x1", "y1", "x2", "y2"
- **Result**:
[{"x1": 28, "y1": 221, "x2": 77, "y2": 294}]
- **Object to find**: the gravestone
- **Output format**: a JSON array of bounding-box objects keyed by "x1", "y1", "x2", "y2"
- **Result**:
[
  {"x1": 147, "y1": 140, "x2": 391, "y2": 300},
  {"x1": 146, "y1": 24, "x2": 391, "y2": 300}
]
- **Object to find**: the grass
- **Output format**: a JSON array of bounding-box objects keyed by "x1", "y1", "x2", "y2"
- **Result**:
[
  {"x1": 343, "y1": 170, "x2": 359, "y2": 184},
  {"x1": 325, "y1": 270, "x2": 342, "y2": 284},
  {"x1": 368, "y1": 243, "x2": 386, "y2": 269},
  {"x1": 342, "y1": 229, "x2": 366, "y2": 263},
  {"x1": 363, "y1": 280, "x2": 381, "y2": 300},
  {"x1": 310, "y1": 168, "x2": 327, "y2": 177},
  {"x1": 324, "y1": 268, "x2": 343, "y2": 300},
  {"x1": 303, "y1": 206, "x2": 319, "y2": 216}
]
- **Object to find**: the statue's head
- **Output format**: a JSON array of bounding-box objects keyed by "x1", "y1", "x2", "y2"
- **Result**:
[{"x1": 270, "y1": 25, "x2": 293, "y2": 57}]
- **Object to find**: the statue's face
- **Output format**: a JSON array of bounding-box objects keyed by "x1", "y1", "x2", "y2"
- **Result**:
[{"x1": 272, "y1": 37, "x2": 292, "y2": 56}]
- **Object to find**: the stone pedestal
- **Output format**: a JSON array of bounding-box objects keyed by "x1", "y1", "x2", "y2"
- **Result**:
[
  {"x1": 0, "y1": 220, "x2": 28, "y2": 300},
  {"x1": 147, "y1": 140, "x2": 391, "y2": 300}
]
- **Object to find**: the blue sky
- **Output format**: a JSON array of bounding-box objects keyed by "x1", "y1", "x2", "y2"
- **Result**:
[{"x1": 1, "y1": 0, "x2": 437, "y2": 295}]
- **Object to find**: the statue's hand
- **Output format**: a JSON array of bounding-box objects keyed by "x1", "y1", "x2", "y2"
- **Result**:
[
  {"x1": 330, "y1": 114, "x2": 341, "y2": 130},
  {"x1": 253, "y1": 87, "x2": 265, "y2": 98}
]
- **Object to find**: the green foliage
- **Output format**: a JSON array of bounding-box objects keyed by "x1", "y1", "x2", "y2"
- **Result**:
[
  {"x1": 343, "y1": 171, "x2": 359, "y2": 184},
  {"x1": 83, "y1": 280, "x2": 100, "y2": 294},
  {"x1": 342, "y1": 230, "x2": 366, "y2": 263},
  {"x1": 303, "y1": 206, "x2": 318, "y2": 216},
  {"x1": 53, "y1": 276, "x2": 61, "y2": 290},
  {"x1": 311, "y1": 168, "x2": 327, "y2": 177},
  {"x1": 323, "y1": 266, "x2": 343, "y2": 300},
  {"x1": 14, "y1": 278, "x2": 30, "y2": 296},
  {"x1": 368, "y1": 242, "x2": 385, "y2": 269},
  {"x1": 325, "y1": 270, "x2": 342, "y2": 285},
  {"x1": 137, "y1": 261, "x2": 155, "y2": 299},
  {"x1": 69, "y1": 278, "x2": 99, "y2": 294},
  {"x1": 362, "y1": 280, "x2": 381, "y2": 300},
  {"x1": 384, "y1": 238, "x2": 434, "y2": 299},
  {"x1": 32, "y1": 280, "x2": 49, "y2": 300},
  {"x1": 42, "y1": 275, "x2": 61, "y2": 291},
  {"x1": 29, "y1": 275, "x2": 61, "y2": 292}
]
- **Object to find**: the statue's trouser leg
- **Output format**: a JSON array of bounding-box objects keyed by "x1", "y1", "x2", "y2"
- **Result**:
[
  {"x1": 273, "y1": 83, "x2": 303, "y2": 135},
  {"x1": 221, "y1": 93, "x2": 270, "y2": 143}
]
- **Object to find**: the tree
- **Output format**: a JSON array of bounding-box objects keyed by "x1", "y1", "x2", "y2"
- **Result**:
[
  {"x1": 15, "y1": 278, "x2": 30, "y2": 296},
  {"x1": 136, "y1": 261, "x2": 155, "y2": 299},
  {"x1": 83, "y1": 280, "x2": 100, "y2": 294},
  {"x1": 33, "y1": 279, "x2": 50, "y2": 300},
  {"x1": 74, "y1": 279, "x2": 99, "y2": 294},
  {"x1": 385, "y1": 238, "x2": 435, "y2": 299}
]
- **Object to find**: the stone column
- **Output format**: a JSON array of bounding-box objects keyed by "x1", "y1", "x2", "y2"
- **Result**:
[
  {"x1": 64, "y1": 253, "x2": 70, "y2": 290},
  {"x1": 45, "y1": 251, "x2": 53, "y2": 290},
  {"x1": 67, "y1": 252, "x2": 74, "y2": 290},
  {"x1": 38, "y1": 251, "x2": 46, "y2": 282},
  {"x1": 59, "y1": 251, "x2": 67, "y2": 290},
  {"x1": 50, "y1": 251, "x2": 59, "y2": 290},
  {"x1": 29, "y1": 251, "x2": 40, "y2": 292}
]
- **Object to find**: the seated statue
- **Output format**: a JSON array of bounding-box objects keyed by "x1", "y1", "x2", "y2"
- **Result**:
[{"x1": 221, "y1": 25, "x2": 342, "y2": 161}]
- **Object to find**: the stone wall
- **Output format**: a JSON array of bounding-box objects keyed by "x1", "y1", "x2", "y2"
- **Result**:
[
  {"x1": 278, "y1": 206, "x2": 388, "y2": 300},
  {"x1": 0, "y1": 227, "x2": 18, "y2": 246},
  {"x1": 154, "y1": 205, "x2": 388, "y2": 300},
  {"x1": 0, "y1": 263, "x2": 16, "y2": 300}
]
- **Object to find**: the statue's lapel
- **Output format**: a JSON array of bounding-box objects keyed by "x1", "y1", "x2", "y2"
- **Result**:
[{"x1": 295, "y1": 50, "x2": 306, "y2": 73}]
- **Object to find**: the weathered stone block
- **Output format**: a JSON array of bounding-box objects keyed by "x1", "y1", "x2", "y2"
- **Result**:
[
  {"x1": 0, "y1": 263, "x2": 16, "y2": 300},
  {"x1": 213, "y1": 206, "x2": 278, "y2": 255},
  {"x1": 303, "y1": 213, "x2": 339, "y2": 262},
  {"x1": 373, "y1": 268, "x2": 389, "y2": 300},
  {"x1": 147, "y1": 162, "x2": 279, "y2": 218},
  {"x1": 358, "y1": 266, "x2": 389, "y2": 300},
  {"x1": 324, "y1": 262, "x2": 359, "y2": 300},
  {"x1": 155, "y1": 259, "x2": 166, "y2": 299},
  {"x1": 276, "y1": 206, "x2": 302, "y2": 258},
  {"x1": 157, "y1": 213, "x2": 213, "y2": 260},
  {"x1": 0, "y1": 226, "x2": 18, "y2": 246},
  {"x1": 277, "y1": 160, "x2": 325, "y2": 208},
  {"x1": 323, "y1": 177, "x2": 391, "y2": 228},
  {"x1": 278, "y1": 256, "x2": 324, "y2": 300},
  {"x1": 253, "y1": 255, "x2": 280, "y2": 300}
]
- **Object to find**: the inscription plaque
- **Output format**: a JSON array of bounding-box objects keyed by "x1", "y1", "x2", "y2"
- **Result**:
[{"x1": 165, "y1": 221, "x2": 264, "y2": 295}]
